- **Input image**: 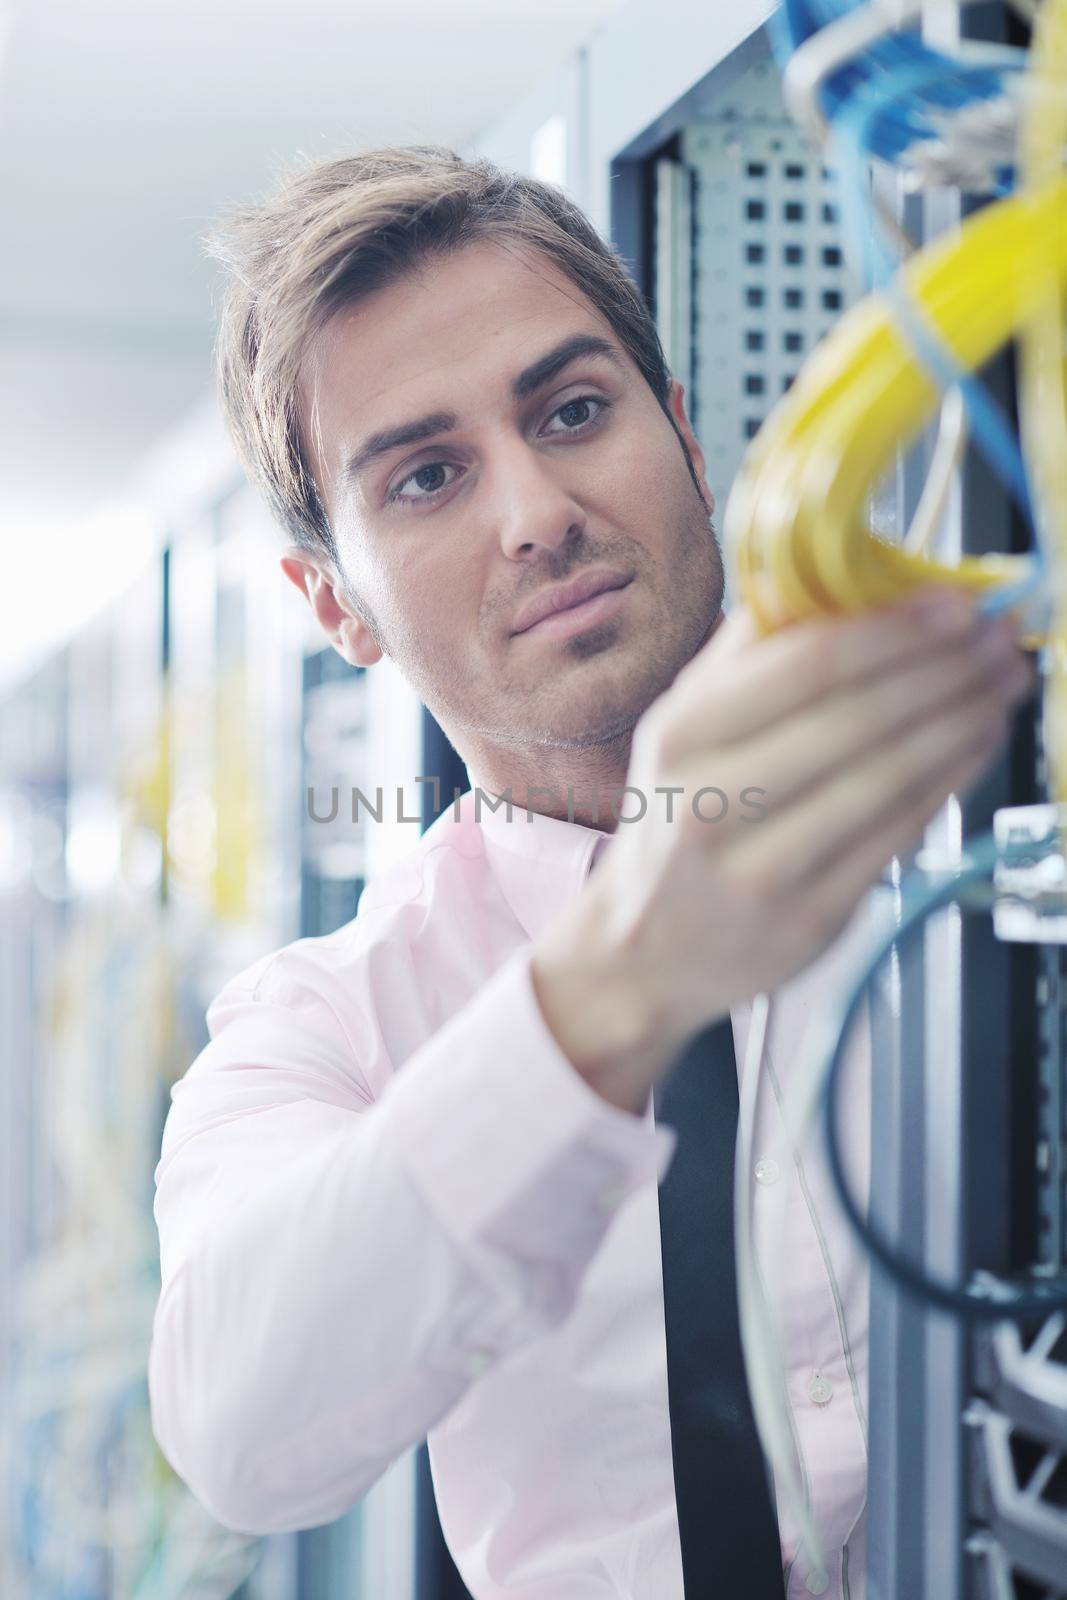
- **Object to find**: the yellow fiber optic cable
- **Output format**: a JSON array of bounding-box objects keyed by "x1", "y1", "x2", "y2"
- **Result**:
[
  {"x1": 727, "y1": 178, "x2": 1065, "y2": 635},
  {"x1": 726, "y1": 0, "x2": 1067, "y2": 665}
]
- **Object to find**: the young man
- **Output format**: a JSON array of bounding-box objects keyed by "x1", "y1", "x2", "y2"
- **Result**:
[{"x1": 148, "y1": 146, "x2": 1034, "y2": 1599}]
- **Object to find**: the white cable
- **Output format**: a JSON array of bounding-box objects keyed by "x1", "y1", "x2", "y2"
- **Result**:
[
  {"x1": 734, "y1": 992, "x2": 828, "y2": 1582},
  {"x1": 904, "y1": 384, "x2": 968, "y2": 555}
]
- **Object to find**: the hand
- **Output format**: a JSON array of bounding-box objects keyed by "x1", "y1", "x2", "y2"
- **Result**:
[{"x1": 533, "y1": 587, "x2": 1035, "y2": 1112}]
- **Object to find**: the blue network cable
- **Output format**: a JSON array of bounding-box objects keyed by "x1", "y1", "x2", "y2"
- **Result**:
[
  {"x1": 777, "y1": 0, "x2": 1014, "y2": 163},
  {"x1": 817, "y1": 826, "x2": 1067, "y2": 1320}
]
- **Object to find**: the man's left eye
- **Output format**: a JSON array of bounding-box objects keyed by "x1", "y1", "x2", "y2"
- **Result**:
[
  {"x1": 543, "y1": 394, "x2": 609, "y2": 435},
  {"x1": 390, "y1": 461, "x2": 461, "y2": 504}
]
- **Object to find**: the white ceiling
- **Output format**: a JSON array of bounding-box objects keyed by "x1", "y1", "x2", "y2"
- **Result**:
[{"x1": 0, "y1": 0, "x2": 621, "y2": 554}]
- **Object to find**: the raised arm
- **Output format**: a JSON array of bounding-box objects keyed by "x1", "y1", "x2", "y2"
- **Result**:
[{"x1": 148, "y1": 937, "x2": 675, "y2": 1535}]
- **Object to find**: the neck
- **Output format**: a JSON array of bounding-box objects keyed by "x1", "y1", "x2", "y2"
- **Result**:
[{"x1": 466, "y1": 731, "x2": 636, "y2": 833}]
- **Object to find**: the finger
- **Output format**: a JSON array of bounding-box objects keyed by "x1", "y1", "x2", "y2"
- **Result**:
[
  {"x1": 666, "y1": 586, "x2": 992, "y2": 751},
  {"x1": 792, "y1": 715, "x2": 1011, "y2": 934},
  {"x1": 713, "y1": 613, "x2": 1032, "y2": 815},
  {"x1": 722, "y1": 675, "x2": 1021, "y2": 895}
]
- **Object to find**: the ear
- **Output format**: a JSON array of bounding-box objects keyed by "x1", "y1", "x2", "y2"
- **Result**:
[
  {"x1": 666, "y1": 379, "x2": 715, "y2": 516},
  {"x1": 280, "y1": 548, "x2": 385, "y2": 668}
]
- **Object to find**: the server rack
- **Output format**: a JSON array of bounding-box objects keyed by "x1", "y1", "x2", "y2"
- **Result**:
[
  {"x1": 858, "y1": 8, "x2": 1067, "y2": 1598},
  {"x1": 604, "y1": 6, "x2": 1067, "y2": 1596}
]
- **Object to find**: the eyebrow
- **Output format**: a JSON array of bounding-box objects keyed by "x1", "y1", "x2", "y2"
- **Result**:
[{"x1": 338, "y1": 333, "x2": 626, "y2": 489}]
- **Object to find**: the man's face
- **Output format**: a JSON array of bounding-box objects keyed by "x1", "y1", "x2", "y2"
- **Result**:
[{"x1": 288, "y1": 237, "x2": 724, "y2": 759}]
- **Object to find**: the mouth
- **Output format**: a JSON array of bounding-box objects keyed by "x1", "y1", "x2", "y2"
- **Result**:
[
  {"x1": 511, "y1": 569, "x2": 635, "y2": 636},
  {"x1": 512, "y1": 576, "x2": 635, "y2": 642}
]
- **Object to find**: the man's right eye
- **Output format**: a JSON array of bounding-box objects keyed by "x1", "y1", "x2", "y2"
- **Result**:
[{"x1": 389, "y1": 461, "x2": 463, "y2": 507}]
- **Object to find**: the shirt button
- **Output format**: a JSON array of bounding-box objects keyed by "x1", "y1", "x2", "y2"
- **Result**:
[
  {"x1": 595, "y1": 1182, "x2": 629, "y2": 1212},
  {"x1": 805, "y1": 1568, "x2": 829, "y2": 1595},
  {"x1": 754, "y1": 1158, "x2": 781, "y2": 1185},
  {"x1": 808, "y1": 1375, "x2": 834, "y2": 1406},
  {"x1": 465, "y1": 1349, "x2": 493, "y2": 1376}
]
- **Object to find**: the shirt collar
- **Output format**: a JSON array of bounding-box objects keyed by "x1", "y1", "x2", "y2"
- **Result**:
[{"x1": 458, "y1": 780, "x2": 614, "y2": 944}]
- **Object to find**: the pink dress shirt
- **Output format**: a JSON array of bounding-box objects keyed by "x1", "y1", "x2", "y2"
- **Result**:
[{"x1": 149, "y1": 782, "x2": 872, "y2": 1600}]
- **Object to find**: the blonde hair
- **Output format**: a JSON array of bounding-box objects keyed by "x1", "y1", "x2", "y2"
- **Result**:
[{"x1": 205, "y1": 144, "x2": 689, "y2": 564}]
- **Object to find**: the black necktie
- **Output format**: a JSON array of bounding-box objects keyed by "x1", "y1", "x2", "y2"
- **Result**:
[{"x1": 653, "y1": 1015, "x2": 786, "y2": 1600}]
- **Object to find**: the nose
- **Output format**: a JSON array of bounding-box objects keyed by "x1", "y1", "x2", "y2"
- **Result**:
[{"x1": 489, "y1": 436, "x2": 589, "y2": 561}]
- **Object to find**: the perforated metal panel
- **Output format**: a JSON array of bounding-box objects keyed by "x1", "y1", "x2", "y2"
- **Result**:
[{"x1": 652, "y1": 56, "x2": 853, "y2": 604}]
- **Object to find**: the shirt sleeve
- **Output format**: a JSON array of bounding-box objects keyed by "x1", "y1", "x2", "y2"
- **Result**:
[{"x1": 148, "y1": 938, "x2": 677, "y2": 1536}]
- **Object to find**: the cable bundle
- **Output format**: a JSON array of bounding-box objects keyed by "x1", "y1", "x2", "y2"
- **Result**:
[
  {"x1": 781, "y1": 0, "x2": 1025, "y2": 182},
  {"x1": 777, "y1": 0, "x2": 1067, "y2": 1320},
  {"x1": 727, "y1": 176, "x2": 1060, "y2": 631},
  {"x1": 724, "y1": 0, "x2": 1059, "y2": 646}
]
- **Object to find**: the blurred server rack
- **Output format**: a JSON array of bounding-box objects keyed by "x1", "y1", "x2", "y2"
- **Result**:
[
  {"x1": 0, "y1": 643, "x2": 74, "y2": 1599},
  {"x1": 0, "y1": 434, "x2": 370, "y2": 1598},
  {"x1": 153, "y1": 480, "x2": 308, "y2": 1599}
]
